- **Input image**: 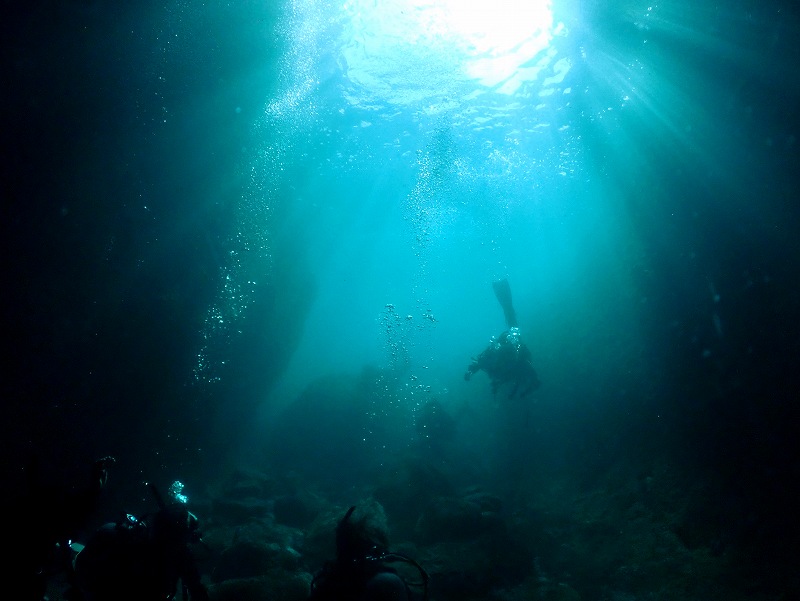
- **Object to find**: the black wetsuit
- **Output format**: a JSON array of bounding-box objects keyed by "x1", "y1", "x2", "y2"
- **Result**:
[
  {"x1": 309, "y1": 560, "x2": 411, "y2": 601},
  {"x1": 74, "y1": 512, "x2": 207, "y2": 601}
]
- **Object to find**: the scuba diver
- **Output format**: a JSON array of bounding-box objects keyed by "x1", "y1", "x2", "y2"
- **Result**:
[
  {"x1": 464, "y1": 278, "x2": 541, "y2": 399},
  {"x1": 9, "y1": 454, "x2": 115, "y2": 601},
  {"x1": 71, "y1": 481, "x2": 209, "y2": 601},
  {"x1": 308, "y1": 505, "x2": 428, "y2": 601}
]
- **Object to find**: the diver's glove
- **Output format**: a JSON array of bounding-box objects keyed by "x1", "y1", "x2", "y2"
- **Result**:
[{"x1": 464, "y1": 360, "x2": 479, "y2": 380}]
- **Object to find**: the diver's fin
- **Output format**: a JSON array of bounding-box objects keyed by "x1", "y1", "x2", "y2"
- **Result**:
[{"x1": 492, "y1": 278, "x2": 518, "y2": 328}]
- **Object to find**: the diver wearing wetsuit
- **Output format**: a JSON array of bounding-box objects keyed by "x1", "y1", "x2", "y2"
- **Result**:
[{"x1": 464, "y1": 279, "x2": 541, "y2": 399}]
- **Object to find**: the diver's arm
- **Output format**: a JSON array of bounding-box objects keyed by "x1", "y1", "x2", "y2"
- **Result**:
[{"x1": 464, "y1": 359, "x2": 481, "y2": 380}]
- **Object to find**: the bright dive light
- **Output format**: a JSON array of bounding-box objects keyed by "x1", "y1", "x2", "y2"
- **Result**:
[{"x1": 340, "y1": 0, "x2": 556, "y2": 101}]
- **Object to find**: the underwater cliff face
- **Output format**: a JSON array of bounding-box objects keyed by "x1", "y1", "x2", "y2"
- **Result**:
[
  {"x1": 2, "y1": 0, "x2": 295, "y2": 482},
  {"x1": 3, "y1": 1, "x2": 800, "y2": 598}
]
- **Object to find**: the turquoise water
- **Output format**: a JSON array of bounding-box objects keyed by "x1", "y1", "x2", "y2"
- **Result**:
[
  {"x1": 4, "y1": 1, "x2": 799, "y2": 598},
  {"x1": 181, "y1": 0, "x2": 797, "y2": 438},
  {"x1": 202, "y1": 0, "x2": 649, "y2": 400}
]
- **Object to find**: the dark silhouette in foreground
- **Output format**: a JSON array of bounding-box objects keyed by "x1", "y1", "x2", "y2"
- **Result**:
[
  {"x1": 309, "y1": 504, "x2": 428, "y2": 601},
  {"x1": 10, "y1": 455, "x2": 115, "y2": 601},
  {"x1": 72, "y1": 481, "x2": 209, "y2": 601}
]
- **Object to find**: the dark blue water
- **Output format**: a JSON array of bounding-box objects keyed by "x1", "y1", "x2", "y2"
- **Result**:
[{"x1": 4, "y1": 1, "x2": 799, "y2": 599}]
